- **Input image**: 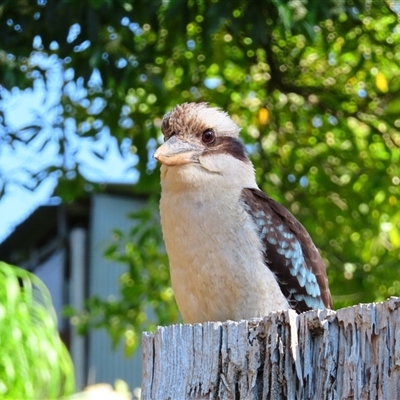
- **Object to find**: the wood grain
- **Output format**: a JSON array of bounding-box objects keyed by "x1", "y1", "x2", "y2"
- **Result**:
[{"x1": 142, "y1": 297, "x2": 400, "y2": 399}]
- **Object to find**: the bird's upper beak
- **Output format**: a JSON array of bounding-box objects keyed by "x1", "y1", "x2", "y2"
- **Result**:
[{"x1": 154, "y1": 135, "x2": 202, "y2": 166}]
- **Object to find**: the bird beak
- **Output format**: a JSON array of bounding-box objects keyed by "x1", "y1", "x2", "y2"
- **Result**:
[{"x1": 154, "y1": 135, "x2": 202, "y2": 166}]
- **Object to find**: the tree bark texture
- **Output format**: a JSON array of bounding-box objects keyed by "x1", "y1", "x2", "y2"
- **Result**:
[{"x1": 141, "y1": 297, "x2": 400, "y2": 399}]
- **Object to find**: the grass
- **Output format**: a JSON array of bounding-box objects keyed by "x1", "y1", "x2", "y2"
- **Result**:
[{"x1": 0, "y1": 261, "x2": 75, "y2": 399}]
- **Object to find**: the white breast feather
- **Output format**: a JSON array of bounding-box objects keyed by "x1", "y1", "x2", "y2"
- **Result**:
[{"x1": 159, "y1": 158, "x2": 290, "y2": 323}]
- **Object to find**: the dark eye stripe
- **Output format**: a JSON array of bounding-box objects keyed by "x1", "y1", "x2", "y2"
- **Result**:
[{"x1": 200, "y1": 136, "x2": 249, "y2": 163}]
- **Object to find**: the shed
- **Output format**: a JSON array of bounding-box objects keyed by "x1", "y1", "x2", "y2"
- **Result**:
[{"x1": 0, "y1": 184, "x2": 145, "y2": 392}]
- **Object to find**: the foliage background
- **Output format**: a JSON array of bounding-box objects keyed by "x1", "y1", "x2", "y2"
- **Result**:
[{"x1": 1, "y1": 0, "x2": 400, "y2": 352}]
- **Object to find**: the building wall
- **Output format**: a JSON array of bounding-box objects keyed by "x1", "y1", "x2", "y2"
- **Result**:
[
  {"x1": 87, "y1": 193, "x2": 144, "y2": 391},
  {"x1": 35, "y1": 249, "x2": 65, "y2": 331}
]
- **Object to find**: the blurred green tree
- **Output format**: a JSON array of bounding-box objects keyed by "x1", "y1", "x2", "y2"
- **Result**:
[{"x1": 1, "y1": 0, "x2": 399, "y2": 352}]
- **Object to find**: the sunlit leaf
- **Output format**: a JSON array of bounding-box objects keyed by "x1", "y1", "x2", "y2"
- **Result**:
[{"x1": 376, "y1": 72, "x2": 389, "y2": 93}]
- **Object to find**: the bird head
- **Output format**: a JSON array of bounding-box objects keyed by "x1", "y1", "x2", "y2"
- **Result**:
[{"x1": 154, "y1": 103, "x2": 254, "y2": 183}]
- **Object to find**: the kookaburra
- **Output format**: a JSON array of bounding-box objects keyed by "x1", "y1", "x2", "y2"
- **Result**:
[{"x1": 154, "y1": 102, "x2": 332, "y2": 323}]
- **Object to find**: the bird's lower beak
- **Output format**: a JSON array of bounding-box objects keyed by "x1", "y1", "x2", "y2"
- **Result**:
[{"x1": 154, "y1": 135, "x2": 202, "y2": 166}]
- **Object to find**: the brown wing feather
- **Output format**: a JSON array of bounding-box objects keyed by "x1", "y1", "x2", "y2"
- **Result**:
[{"x1": 241, "y1": 188, "x2": 332, "y2": 313}]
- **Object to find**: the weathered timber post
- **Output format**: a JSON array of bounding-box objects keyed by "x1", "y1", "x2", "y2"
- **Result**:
[{"x1": 142, "y1": 297, "x2": 400, "y2": 400}]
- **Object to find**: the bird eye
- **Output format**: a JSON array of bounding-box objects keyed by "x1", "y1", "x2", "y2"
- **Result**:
[{"x1": 202, "y1": 129, "x2": 215, "y2": 144}]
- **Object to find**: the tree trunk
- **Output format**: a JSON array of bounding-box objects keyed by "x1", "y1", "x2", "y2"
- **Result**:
[{"x1": 141, "y1": 297, "x2": 400, "y2": 399}]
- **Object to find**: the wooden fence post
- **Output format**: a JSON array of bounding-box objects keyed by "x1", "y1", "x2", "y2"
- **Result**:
[{"x1": 141, "y1": 297, "x2": 400, "y2": 399}]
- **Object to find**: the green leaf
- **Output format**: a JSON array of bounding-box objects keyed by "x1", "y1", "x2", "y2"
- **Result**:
[{"x1": 0, "y1": 262, "x2": 75, "y2": 399}]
